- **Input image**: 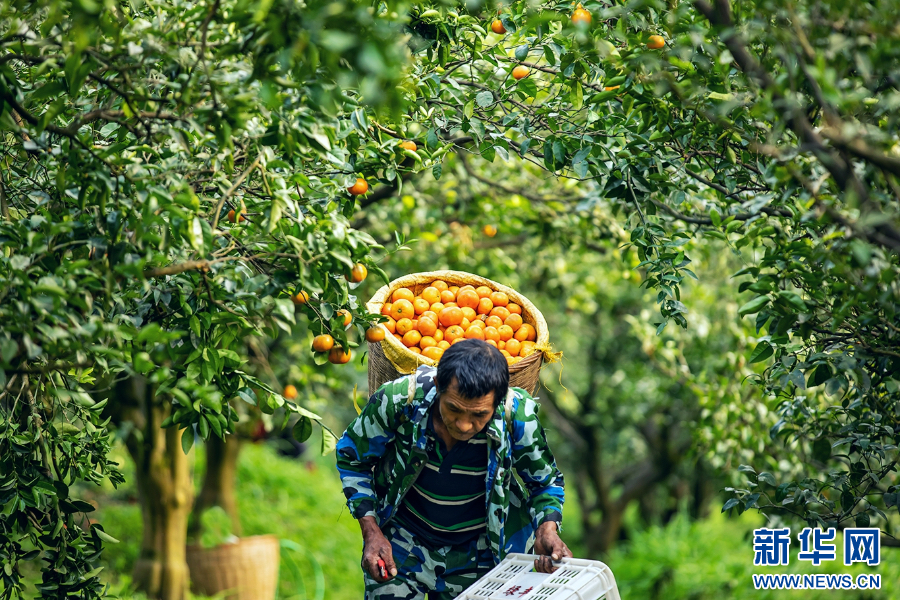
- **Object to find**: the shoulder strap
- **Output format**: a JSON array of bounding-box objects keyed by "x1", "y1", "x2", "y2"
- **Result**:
[
  {"x1": 505, "y1": 389, "x2": 515, "y2": 430},
  {"x1": 407, "y1": 373, "x2": 417, "y2": 404}
]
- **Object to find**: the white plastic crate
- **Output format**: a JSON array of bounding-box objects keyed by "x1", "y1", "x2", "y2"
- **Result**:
[{"x1": 457, "y1": 553, "x2": 620, "y2": 600}]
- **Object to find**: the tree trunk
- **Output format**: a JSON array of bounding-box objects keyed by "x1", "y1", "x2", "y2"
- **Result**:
[
  {"x1": 189, "y1": 434, "x2": 243, "y2": 539},
  {"x1": 120, "y1": 378, "x2": 194, "y2": 600},
  {"x1": 585, "y1": 506, "x2": 626, "y2": 556}
]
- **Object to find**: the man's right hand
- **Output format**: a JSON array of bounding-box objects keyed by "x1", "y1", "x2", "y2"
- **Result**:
[{"x1": 359, "y1": 516, "x2": 397, "y2": 582}]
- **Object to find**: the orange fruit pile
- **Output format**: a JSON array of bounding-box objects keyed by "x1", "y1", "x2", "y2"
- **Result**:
[{"x1": 376, "y1": 280, "x2": 538, "y2": 366}]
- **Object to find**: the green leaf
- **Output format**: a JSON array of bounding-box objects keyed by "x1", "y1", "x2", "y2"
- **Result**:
[
  {"x1": 475, "y1": 90, "x2": 493, "y2": 107},
  {"x1": 738, "y1": 296, "x2": 769, "y2": 316},
  {"x1": 93, "y1": 529, "x2": 119, "y2": 544},
  {"x1": 321, "y1": 427, "x2": 337, "y2": 455},
  {"x1": 757, "y1": 472, "x2": 776, "y2": 486},
  {"x1": 710, "y1": 208, "x2": 721, "y2": 227},
  {"x1": 181, "y1": 427, "x2": 194, "y2": 454},
  {"x1": 722, "y1": 498, "x2": 739, "y2": 512},
  {"x1": 748, "y1": 341, "x2": 773, "y2": 363},
  {"x1": 292, "y1": 417, "x2": 313, "y2": 443}
]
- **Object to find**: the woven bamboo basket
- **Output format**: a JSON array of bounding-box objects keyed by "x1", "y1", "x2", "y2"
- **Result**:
[
  {"x1": 186, "y1": 535, "x2": 280, "y2": 600},
  {"x1": 365, "y1": 270, "x2": 557, "y2": 397}
]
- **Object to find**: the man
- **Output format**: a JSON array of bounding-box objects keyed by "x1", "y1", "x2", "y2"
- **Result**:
[{"x1": 336, "y1": 339, "x2": 570, "y2": 599}]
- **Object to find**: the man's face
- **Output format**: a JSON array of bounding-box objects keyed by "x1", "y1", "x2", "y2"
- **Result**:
[{"x1": 437, "y1": 377, "x2": 496, "y2": 441}]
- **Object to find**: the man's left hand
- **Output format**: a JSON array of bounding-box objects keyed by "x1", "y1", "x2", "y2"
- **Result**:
[{"x1": 533, "y1": 521, "x2": 571, "y2": 573}]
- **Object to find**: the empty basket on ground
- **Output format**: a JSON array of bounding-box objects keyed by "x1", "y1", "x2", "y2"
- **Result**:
[
  {"x1": 365, "y1": 270, "x2": 558, "y2": 397},
  {"x1": 457, "y1": 553, "x2": 620, "y2": 600}
]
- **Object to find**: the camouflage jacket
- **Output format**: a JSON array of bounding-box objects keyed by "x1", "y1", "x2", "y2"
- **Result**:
[{"x1": 336, "y1": 365, "x2": 565, "y2": 564}]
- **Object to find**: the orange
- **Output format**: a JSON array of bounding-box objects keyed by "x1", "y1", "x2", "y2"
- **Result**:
[
  {"x1": 409, "y1": 346, "x2": 422, "y2": 354},
  {"x1": 507, "y1": 303, "x2": 522, "y2": 315},
  {"x1": 431, "y1": 280, "x2": 449, "y2": 292},
  {"x1": 411, "y1": 319, "x2": 418, "y2": 330},
  {"x1": 384, "y1": 317, "x2": 396, "y2": 334},
  {"x1": 381, "y1": 302, "x2": 393, "y2": 316},
  {"x1": 421, "y1": 286, "x2": 441, "y2": 305},
  {"x1": 484, "y1": 326, "x2": 500, "y2": 342},
  {"x1": 393, "y1": 333, "x2": 402, "y2": 341},
  {"x1": 604, "y1": 86, "x2": 620, "y2": 91},
  {"x1": 349, "y1": 263, "x2": 367, "y2": 283},
  {"x1": 413, "y1": 298, "x2": 430, "y2": 315},
  {"x1": 475, "y1": 286, "x2": 493, "y2": 299},
  {"x1": 366, "y1": 327, "x2": 385, "y2": 343},
  {"x1": 396, "y1": 318, "x2": 414, "y2": 335},
  {"x1": 448, "y1": 285, "x2": 460, "y2": 295},
  {"x1": 437, "y1": 340, "x2": 451, "y2": 350},
  {"x1": 391, "y1": 299, "x2": 415, "y2": 320},
  {"x1": 459, "y1": 285, "x2": 476, "y2": 293},
  {"x1": 440, "y1": 290, "x2": 456, "y2": 303},
  {"x1": 418, "y1": 317, "x2": 438, "y2": 337},
  {"x1": 489, "y1": 291, "x2": 509, "y2": 307},
  {"x1": 497, "y1": 325, "x2": 514, "y2": 341},
  {"x1": 483, "y1": 225, "x2": 497, "y2": 237},
  {"x1": 348, "y1": 177, "x2": 368, "y2": 195},
  {"x1": 399, "y1": 140, "x2": 417, "y2": 152},
  {"x1": 520, "y1": 341, "x2": 536, "y2": 357},
  {"x1": 485, "y1": 339, "x2": 498, "y2": 349},
  {"x1": 467, "y1": 319, "x2": 485, "y2": 329},
  {"x1": 444, "y1": 302, "x2": 458, "y2": 308},
  {"x1": 392, "y1": 288, "x2": 415, "y2": 303},
  {"x1": 430, "y1": 302, "x2": 445, "y2": 313},
  {"x1": 328, "y1": 347, "x2": 352, "y2": 364},
  {"x1": 402, "y1": 330, "x2": 422, "y2": 347},
  {"x1": 514, "y1": 323, "x2": 537, "y2": 341},
  {"x1": 459, "y1": 317, "x2": 471, "y2": 330},
  {"x1": 477, "y1": 297, "x2": 493, "y2": 315},
  {"x1": 499, "y1": 349, "x2": 511, "y2": 358},
  {"x1": 444, "y1": 325, "x2": 465, "y2": 342},
  {"x1": 498, "y1": 341, "x2": 506, "y2": 350},
  {"x1": 421, "y1": 310, "x2": 439, "y2": 324},
  {"x1": 456, "y1": 289, "x2": 480, "y2": 311},
  {"x1": 456, "y1": 289, "x2": 480, "y2": 310},
  {"x1": 464, "y1": 327, "x2": 484, "y2": 340},
  {"x1": 420, "y1": 336, "x2": 437, "y2": 349},
  {"x1": 485, "y1": 315, "x2": 503, "y2": 329},
  {"x1": 512, "y1": 65, "x2": 529, "y2": 80},
  {"x1": 433, "y1": 329, "x2": 444, "y2": 342},
  {"x1": 490, "y1": 306, "x2": 511, "y2": 321},
  {"x1": 422, "y1": 346, "x2": 445, "y2": 361},
  {"x1": 460, "y1": 306, "x2": 477, "y2": 321},
  {"x1": 337, "y1": 310, "x2": 352, "y2": 327},
  {"x1": 490, "y1": 19, "x2": 506, "y2": 34},
  {"x1": 647, "y1": 35, "x2": 665, "y2": 49},
  {"x1": 283, "y1": 384, "x2": 298, "y2": 399},
  {"x1": 227, "y1": 209, "x2": 246, "y2": 223},
  {"x1": 451, "y1": 337, "x2": 466, "y2": 345},
  {"x1": 292, "y1": 290, "x2": 309, "y2": 305},
  {"x1": 505, "y1": 339, "x2": 521, "y2": 357},
  {"x1": 439, "y1": 307, "x2": 463, "y2": 327},
  {"x1": 571, "y1": 5, "x2": 591, "y2": 25},
  {"x1": 504, "y1": 314, "x2": 524, "y2": 332},
  {"x1": 505, "y1": 356, "x2": 517, "y2": 366}
]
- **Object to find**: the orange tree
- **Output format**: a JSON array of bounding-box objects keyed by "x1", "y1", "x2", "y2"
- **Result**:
[
  {"x1": 356, "y1": 0, "x2": 899, "y2": 542},
  {"x1": 0, "y1": 0, "x2": 422, "y2": 597}
]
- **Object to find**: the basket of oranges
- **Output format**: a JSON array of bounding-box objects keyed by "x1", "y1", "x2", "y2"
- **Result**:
[{"x1": 365, "y1": 271, "x2": 557, "y2": 396}]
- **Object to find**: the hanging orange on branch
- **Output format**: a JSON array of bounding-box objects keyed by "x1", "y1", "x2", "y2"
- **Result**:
[
  {"x1": 571, "y1": 4, "x2": 591, "y2": 26},
  {"x1": 347, "y1": 177, "x2": 368, "y2": 195}
]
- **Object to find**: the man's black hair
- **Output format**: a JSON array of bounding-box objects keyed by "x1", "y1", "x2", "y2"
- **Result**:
[{"x1": 436, "y1": 339, "x2": 509, "y2": 408}]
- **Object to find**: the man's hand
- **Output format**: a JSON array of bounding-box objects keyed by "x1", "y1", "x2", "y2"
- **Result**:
[
  {"x1": 359, "y1": 516, "x2": 398, "y2": 582},
  {"x1": 533, "y1": 521, "x2": 571, "y2": 573}
]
